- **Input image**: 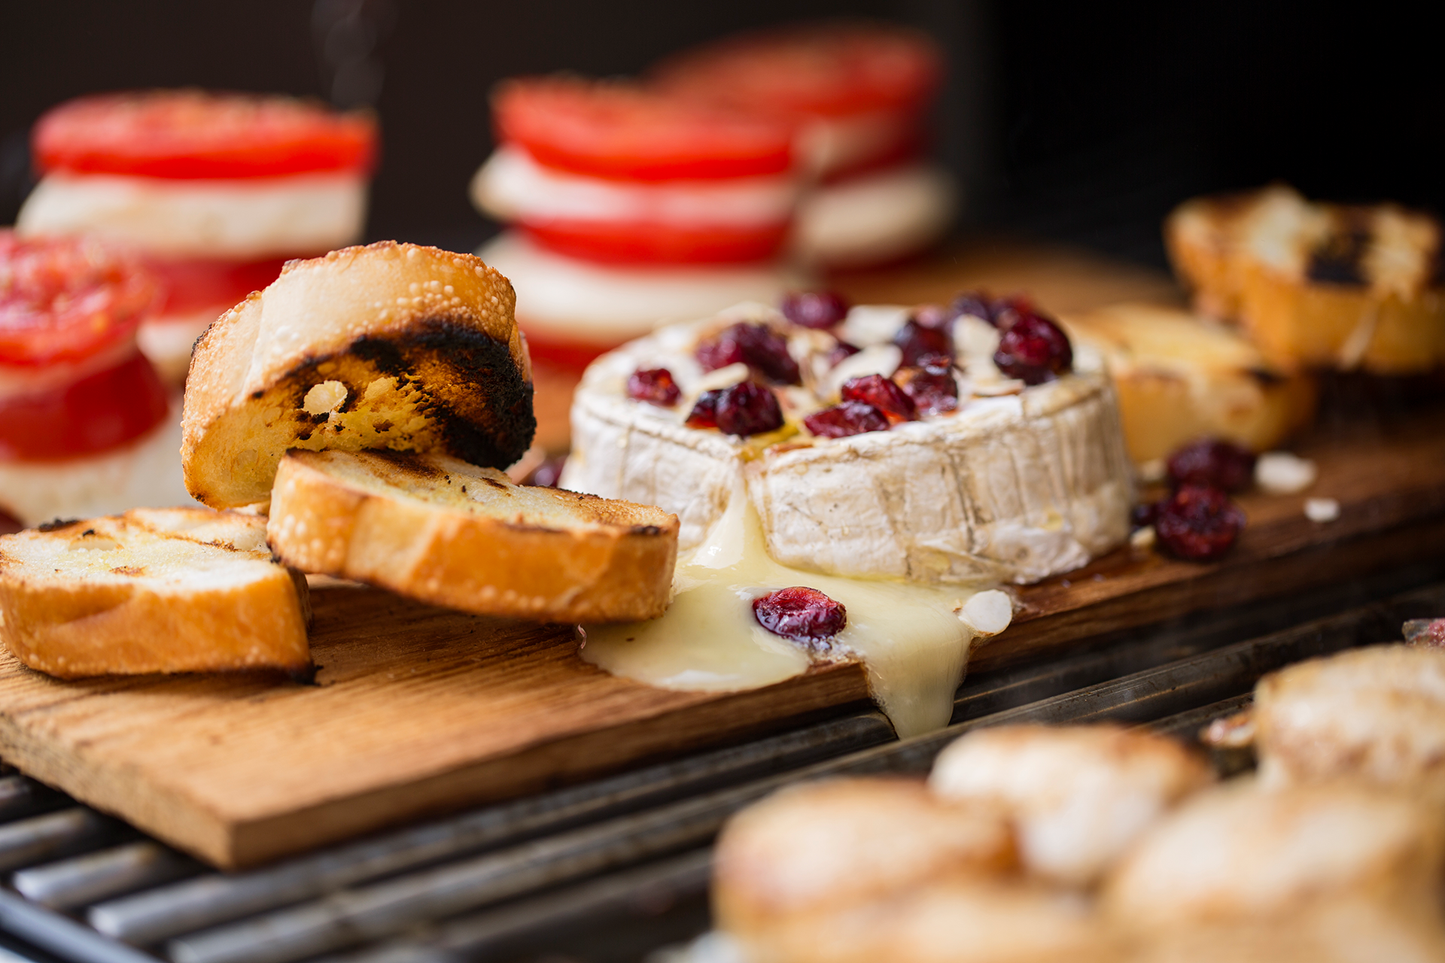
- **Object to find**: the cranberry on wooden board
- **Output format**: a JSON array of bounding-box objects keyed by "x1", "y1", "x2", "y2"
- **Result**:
[
  {"x1": 993, "y1": 309, "x2": 1073, "y2": 384},
  {"x1": 1155, "y1": 484, "x2": 1246, "y2": 562},
  {"x1": 695, "y1": 322, "x2": 801, "y2": 385},
  {"x1": 780, "y1": 290, "x2": 849, "y2": 329},
  {"x1": 1166, "y1": 439, "x2": 1256, "y2": 493},
  {"x1": 752, "y1": 586, "x2": 847, "y2": 645},
  {"x1": 893, "y1": 317, "x2": 953, "y2": 367},
  {"x1": 804, "y1": 400, "x2": 889, "y2": 438},
  {"x1": 627, "y1": 367, "x2": 681, "y2": 407},
  {"x1": 841, "y1": 373, "x2": 915, "y2": 423},
  {"x1": 893, "y1": 364, "x2": 958, "y2": 416},
  {"x1": 699, "y1": 381, "x2": 783, "y2": 436}
]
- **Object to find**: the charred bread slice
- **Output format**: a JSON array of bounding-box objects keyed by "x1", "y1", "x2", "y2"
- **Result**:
[
  {"x1": 1062, "y1": 303, "x2": 1317, "y2": 464},
  {"x1": 1166, "y1": 186, "x2": 1445, "y2": 373},
  {"x1": 266, "y1": 449, "x2": 678, "y2": 622},
  {"x1": 182, "y1": 241, "x2": 535, "y2": 510},
  {"x1": 0, "y1": 508, "x2": 310, "y2": 678}
]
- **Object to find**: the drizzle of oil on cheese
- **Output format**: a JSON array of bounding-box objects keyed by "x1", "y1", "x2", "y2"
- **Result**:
[{"x1": 582, "y1": 483, "x2": 1013, "y2": 738}]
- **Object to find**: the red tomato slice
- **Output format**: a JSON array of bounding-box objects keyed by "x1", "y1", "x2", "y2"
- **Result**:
[
  {"x1": 0, "y1": 350, "x2": 169, "y2": 461},
  {"x1": 521, "y1": 219, "x2": 791, "y2": 265},
  {"x1": 655, "y1": 23, "x2": 943, "y2": 121},
  {"x1": 521, "y1": 331, "x2": 619, "y2": 372},
  {"x1": 493, "y1": 77, "x2": 795, "y2": 182},
  {"x1": 34, "y1": 91, "x2": 378, "y2": 180},
  {"x1": 146, "y1": 255, "x2": 290, "y2": 316},
  {"x1": 0, "y1": 232, "x2": 154, "y2": 367}
]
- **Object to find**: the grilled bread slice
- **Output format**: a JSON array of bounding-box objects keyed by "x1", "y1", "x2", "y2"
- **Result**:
[
  {"x1": 1166, "y1": 186, "x2": 1445, "y2": 373},
  {"x1": 0, "y1": 508, "x2": 310, "y2": 678},
  {"x1": 1062, "y1": 302, "x2": 1317, "y2": 463},
  {"x1": 182, "y1": 241, "x2": 535, "y2": 510},
  {"x1": 266, "y1": 449, "x2": 678, "y2": 622}
]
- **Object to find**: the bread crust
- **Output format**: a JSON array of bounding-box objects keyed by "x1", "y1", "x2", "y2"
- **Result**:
[
  {"x1": 1063, "y1": 303, "x2": 1317, "y2": 463},
  {"x1": 182, "y1": 241, "x2": 535, "y2": 509},
  {"x1": 266, "y1": 449, "x2": 678, "y2": 622},
  {"x1": 0, "y1": 509, "x2": 310, "y2": 678}
]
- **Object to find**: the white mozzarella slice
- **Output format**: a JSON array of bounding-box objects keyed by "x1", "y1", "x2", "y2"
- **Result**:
[
  {"x1": 16, "y1": 172, "x2": 367, "y2": 260},
  {"x1": 471, "y1": 146, "x2": 799, "y2": 227},
  {"x1": 563, "y1": 309, "x2": 1133, "y2": 585},
  {"x1": 793, "y1": 163, "x2": 958, "y2": 268},
  {"x1": 477, "y1": 232, "x2": 810, "y2": 346}
]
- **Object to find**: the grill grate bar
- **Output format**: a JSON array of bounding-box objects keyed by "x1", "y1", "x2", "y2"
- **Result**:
[
  {"x1": 12, "y1": 843, "x2": 201, "y2": 912},
  {"x1": 158, "y1": 590, "x2": 1419, "y2": 963}
]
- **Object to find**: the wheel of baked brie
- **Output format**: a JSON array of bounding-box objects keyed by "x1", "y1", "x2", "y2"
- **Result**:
[{"x1": 562, "y1": 298, "x2": 1132, "y2": 585}]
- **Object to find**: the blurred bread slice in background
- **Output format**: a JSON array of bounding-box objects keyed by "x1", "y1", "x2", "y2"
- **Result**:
[
  {"x1": 1062, "y1": 302, "x2": 1316, "y2": 464},
  {"x1": 1166, "y1": 186, "x2": 1445, "y2": 374}
]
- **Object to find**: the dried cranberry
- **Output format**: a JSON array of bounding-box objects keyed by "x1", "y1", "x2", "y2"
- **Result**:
[
  {"x1": 1166, "y1": 439, "x2": 1256, "y2": 493},
  {"x1": 696, "y1": 323, "x2": 800, "y2": 385},
  {"x1": 1404, "y1": 619, "x2": 1445, "y2": 648},
  {"x1": 826, "y1": 340, "x2": 861, "y2": 368},
  {"x1": 893, "y1": 364, "x2": 959, "y2": 416},
  {"x1": 841, "y1": 374, "x2": 916, "y2": 423},
  {"x1": 627, "y1": 367, "x2": 681, "y2": 407},
  {"x1": 781, "y1": 290, "x2": 849, "y2": 329},
  {"x1": 952, "y1": 291, "x2": 993, "y2": 323},
  {"x1": 752, "y1": 586, "x2": 847, "y2": 645},
  {"x1": 952, "y1": 291, "x2": 1034, "y2": 328},
  {"x1": 893, "y1": 318, "x2": 954, "y2": 367},
  {"x1": 804, "y1": 401, "x2": 890, "y2": 438},
  {"x1": 714, "y1": 381, "x2": 783, "y2": 436},
  {"x1": 1154, "y1": 484, "x2": 1246, "y2": 562},
  {"x1": 685, "y1": 389, "x2": 722, "y2": 429},
  {"x1": 993, "y1": 310, "x2": 1073, "y2": 384}
]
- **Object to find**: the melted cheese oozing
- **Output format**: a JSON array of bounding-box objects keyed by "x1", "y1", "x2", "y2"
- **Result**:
[{"x1": 583, "y1": 483, "x2": 1011, "y2": 738}]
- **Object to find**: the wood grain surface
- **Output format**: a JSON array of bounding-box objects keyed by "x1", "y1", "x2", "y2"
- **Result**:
[{"x1": 2, "y1": 243, "x2": 1441, "y2": 869}]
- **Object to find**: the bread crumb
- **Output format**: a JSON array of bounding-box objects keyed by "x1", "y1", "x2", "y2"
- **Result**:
[
  {"x1": 1304, "y1": 497, "x2": 1340, "y2": 523},
  {"x1": 1130, "y1": 525, "x2": 1156, "y2": 549},
  {"x1": 1256, "y1": 452, "x2": 1317, "y2": 494}
]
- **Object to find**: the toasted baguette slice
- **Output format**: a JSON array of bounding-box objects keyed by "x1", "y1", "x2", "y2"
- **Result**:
[
  {"x1": 267, "y1": 449, "x2": 679, "y2": 622},
  {"x1": 0, "y1": 508, "x2": 310, "y2": 679},
  {"x1": 182, "y1": 241, "x2": 536, "y2": 510},
  {"x1": 1062, "y1": 303, "x2": 1317, "y2": 464},
  {"x1": 1166, "y1": 186, "x2": 1445, "y2": 373}
]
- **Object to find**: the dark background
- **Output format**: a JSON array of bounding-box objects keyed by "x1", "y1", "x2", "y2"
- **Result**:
[{"x1": 1, "y1": 0, "x2": 1438, "y2": 269}]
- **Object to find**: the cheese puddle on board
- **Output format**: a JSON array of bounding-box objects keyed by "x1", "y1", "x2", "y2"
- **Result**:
[{"x1": 582, "y1": 484, "x2": 1012, "y2": 738}]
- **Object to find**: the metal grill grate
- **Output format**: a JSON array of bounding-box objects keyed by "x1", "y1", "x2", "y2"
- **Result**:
[{"x1": 5, "y1": 569, "x2": 1444, "y2": 963}]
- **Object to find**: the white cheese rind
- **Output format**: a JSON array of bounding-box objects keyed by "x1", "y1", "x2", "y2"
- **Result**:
[{"x1": 564, "y1": 314, "x2": 1133, "y2": 584}]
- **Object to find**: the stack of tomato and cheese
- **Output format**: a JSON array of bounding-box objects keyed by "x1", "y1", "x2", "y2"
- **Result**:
[{"x1": 471, "y1": 23, "x2": 952, "y2": 445}]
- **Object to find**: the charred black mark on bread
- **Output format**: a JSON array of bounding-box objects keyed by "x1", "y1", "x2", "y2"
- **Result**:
[
  {"x1": 1307, "y1": 213, "x2": 1372, "y2": 286},
  {"x1": 37, "y1": 518, "x2": 81, "y2": 533},
  {"x1": 1247, "y1": 367, "x2": 1287, "y2": 386},
  {"x1": 483, "y1": 477, "x2": 509, "y2": 491},
  {"x1": 349, "y1": 315, "x2": 535, "y2": 470}
]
